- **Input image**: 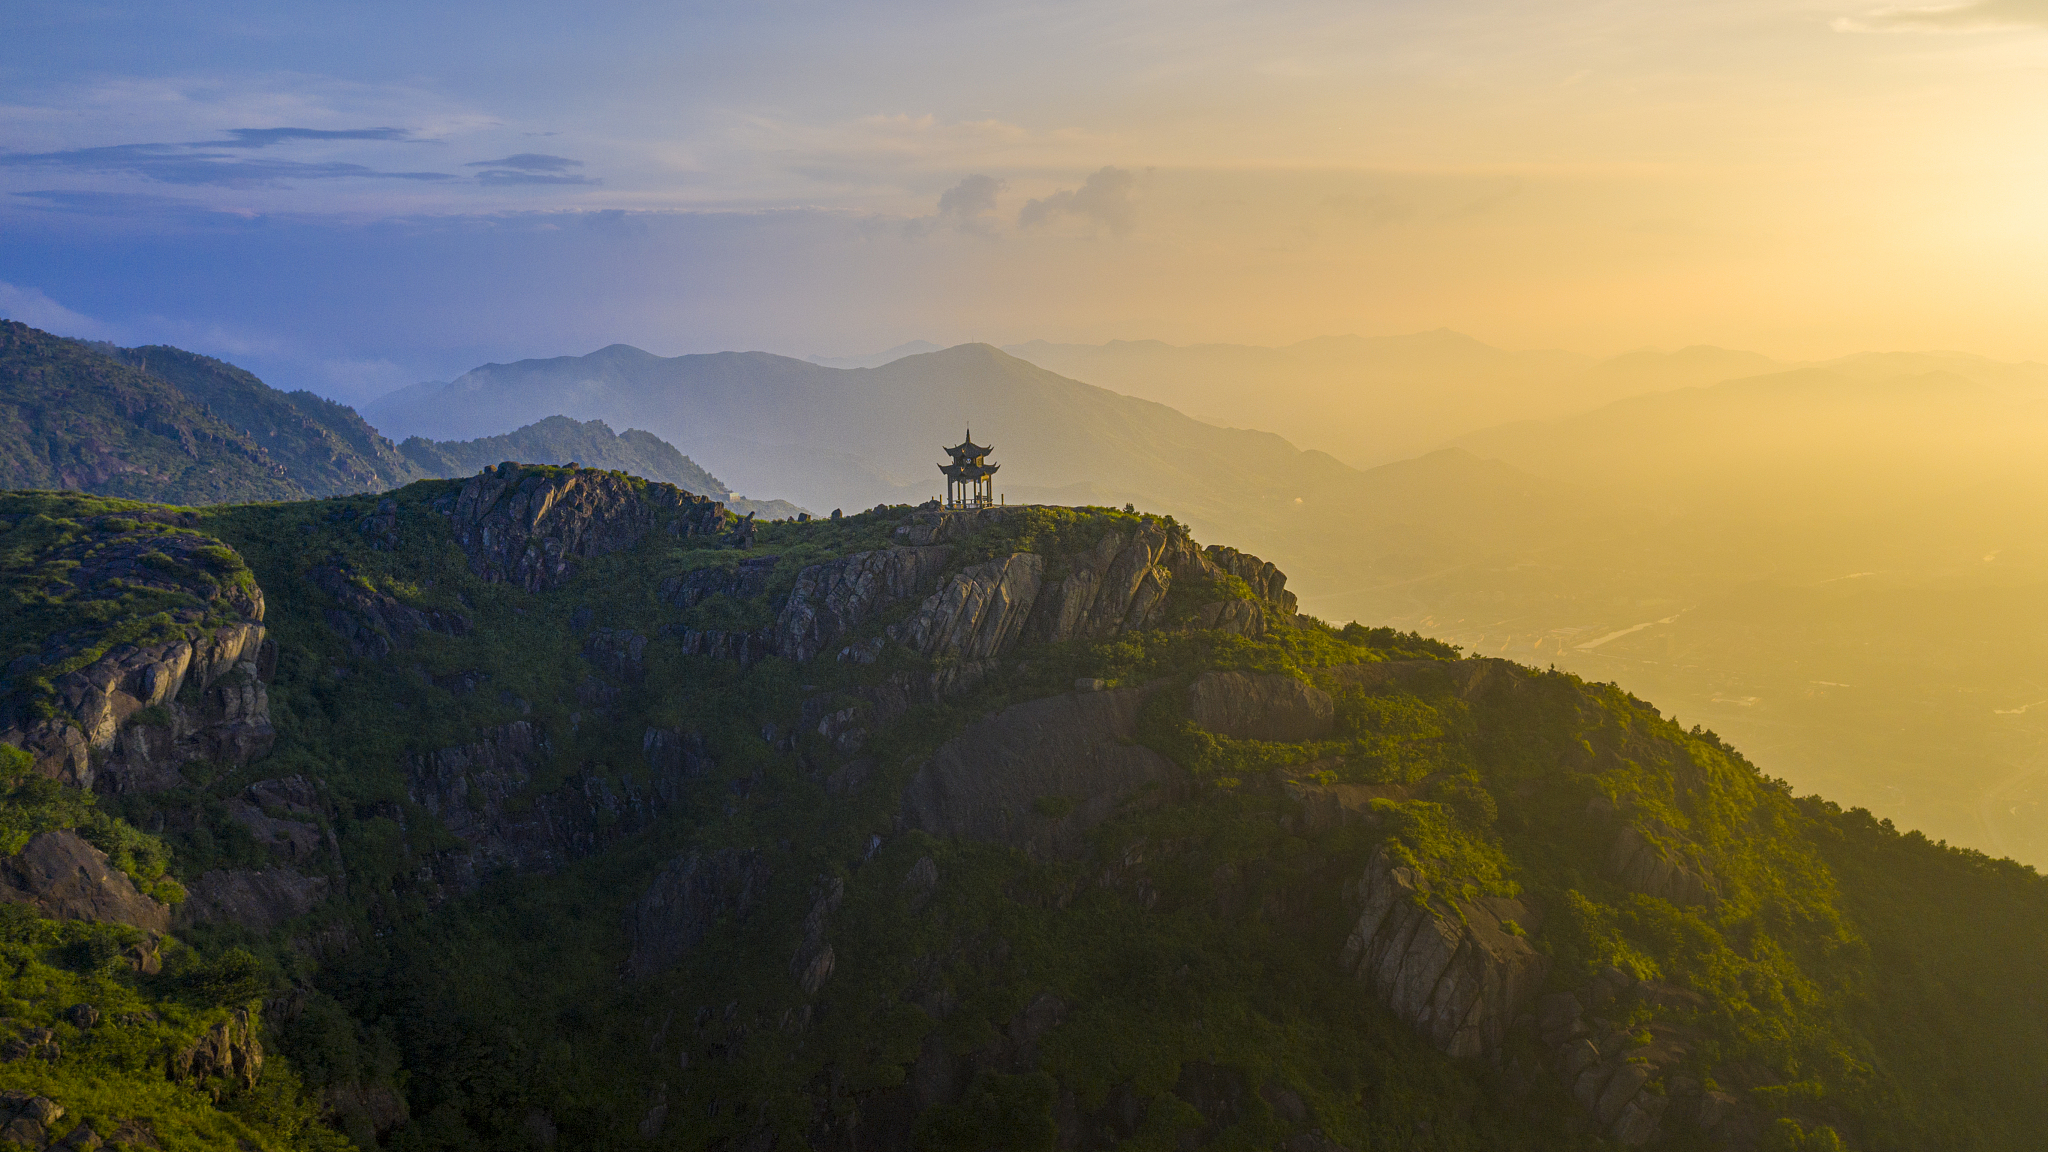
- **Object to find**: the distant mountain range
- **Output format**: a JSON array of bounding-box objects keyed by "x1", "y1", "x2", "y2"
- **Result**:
[{"x1": 0, "y1": 321, "x2": 793, "y2": 514}]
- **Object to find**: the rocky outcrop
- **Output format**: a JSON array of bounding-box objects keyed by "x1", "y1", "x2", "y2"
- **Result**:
[
  {"x1": 173, "y1": 868, "x2": 328, "y2": 931},
  {"x1": 582, "y1": 627, "x2": 648, "y2": 681},
  {"x1": 450, "y1": 463, "x2": 725, "y2": 592},
  {"x1": 169, "y1": 1007, "x2": 263, "y2": 1092},
  {"x1": 791, "y1": 876, "x2": 844, "y2": 996},
  {"x1": 1186, "y1": 671, "x2": 1335, "y2": 742},
  {"x1": 1338, "y1": 846, "x2": 1544, "y2": 1059},
  {"x1": 407, "y1": 721, "x2": 710, "y2": 894},
  {"x1": 96, "y1": 651, "x2": 275, "y2": 795},
  {"x1": 1203, "y1": 545, "x2": 1297, "y2": 615},
  {"x1": 1025, "y1": 524, "x2": 1182, "y2": 644},
  {"x1": 661, "y1": 554, "x2": 781, "y2": 608},
  {"x1": 889, "y1": 553, "x2": 1044, "y2": 676},
  {"x1": 1609, "y1": 822, "x2": 1719, "y2": 908},
  {"x1": 0, "y1": 831, "x2": 170, "y2": 934},
  {"x1": 1536, "y1": 969, "x2": 1756, "y2": 1147},
  {"x1": 902, "y1": 684, "x2": 1188, "y2": 859},
  {"x1": 772, "y1": 546, "x2": 950, "y2": 662},
  {"x1": 1193, "y1": 598, "x2": 1265, "y2": 637},
  {"x1": 627, "y1": 848, "x2": 771, "y2": 980},
  {"x1": 311, "y1": 565, "x2": 470, "y2": 659}
]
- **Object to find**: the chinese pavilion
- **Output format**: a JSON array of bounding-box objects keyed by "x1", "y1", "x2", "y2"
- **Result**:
[{"x1": 939, "y1": 429, "x2": 998, "y2": 509}]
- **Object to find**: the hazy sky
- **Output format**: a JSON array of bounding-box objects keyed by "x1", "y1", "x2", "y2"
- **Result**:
[{"x1": 7, "y1": 0, "x2": 2048, "y2": 402}]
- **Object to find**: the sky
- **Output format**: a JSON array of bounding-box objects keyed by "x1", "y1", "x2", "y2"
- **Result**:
[{"x1": 8, "y1": 0, "x2": 2048, "y2": 404}]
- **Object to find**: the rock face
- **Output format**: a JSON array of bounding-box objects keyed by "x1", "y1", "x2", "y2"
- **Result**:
[
  {"x1": 96, "y1": 650, "x2": 275, "y2": 795},
  {"x1": 6, "y1": 617, "x2": 267, "y2": 792},
  {"x1": 312, "y1": 565, "x2": 470, "y2": 659},
  {"x1": 450, "y1": 463, "x2": 725, "y2": 592},
  {"x1": 890, "y1": 553, "x2": 1045, "y2": 665},
  {"x1": 1537, "y1": 970, "x2": 1756, "y2": 1147},
  {"x1": 902, "y1": 684, "x2": 1188, "y2": 859},
  {"x1": 627, "y1": 848, "x2": 771, "y2": 980},
  {"x1": 1023, "y1": 526, "x2": 1176, "y2": 644},
  {"x1": 582, "y1": 628, "x2": 648, "y2": 681},
  {"x1": 1338, "y1": 846, "x2": 1545, "y2": 1059},
  {"x1": 406, "y1": 721, "x2": 709, "y2": 894},
  {"x1": 1203, "y1": 545, "x2": 1297, "y2": 615},
  {"x1": 661, "y1": 554, "x2": 781, "y2": 608},
  {"x1": 1186, "y1": 671, "x2": 1335, "y2": 742},
  {"x1": 0, "y1": 831, "x2": 170, "y2": 934},
  {"x1": 772, "y1": 546, "x2": 950, "y2": 662},
  {"x1": 170, "y1": 1007, "x2": 264, "y2": 1091},
  {"x1": 173, "y1": 868, "x2": 329, "y2": 931},
  {"x1": 1609, "y1": 823, "x2": 1719, "y2": 908}
]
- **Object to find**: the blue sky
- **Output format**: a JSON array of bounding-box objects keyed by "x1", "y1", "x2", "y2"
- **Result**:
[{"x1": 9, "y1": 1, "x2": 2048, "y2": 405}]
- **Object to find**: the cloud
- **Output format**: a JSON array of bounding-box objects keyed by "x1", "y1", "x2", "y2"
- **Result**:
[
  {"x1": 467, "y1": 153, "x2": 584, "y2": 172},
  {"x1": 0, "y1": 141, "x2": 456, "y2": 187},
  {"x1": 1837, "y1": 0, "x2": 2048, "y2": 31},
  {"x1": 1019, "y1": 167, "x2": 1138, "y2": 236},
  {"x1": 475, "y1": 169, "x2": 600, "y2": 186},
  {"x1": 907, "y1": 174, "x2": 1007, "y2": 237},
  {"x1": 0, "y1": 282, "x2": 124, "y2": 341},
  {"x1": 215, "y1": 127, "x2": 417, "y2": 148}
]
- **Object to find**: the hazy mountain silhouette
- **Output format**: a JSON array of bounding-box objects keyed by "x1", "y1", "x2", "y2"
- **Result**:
[{"x1": 1001, "y1": 332, "x2": 1781, "y2": 467}]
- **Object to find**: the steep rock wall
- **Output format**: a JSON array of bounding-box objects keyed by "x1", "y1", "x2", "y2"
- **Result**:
[
  {"x1": 450, "y1": 463, "x2": 725, "y2": 591},
  {"x1": 1338, "y1": 845, "x2": 1545, "y2": 1059}
]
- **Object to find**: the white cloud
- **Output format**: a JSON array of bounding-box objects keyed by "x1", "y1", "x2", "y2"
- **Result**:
[{"x1": 1019, "y1": 167, "x2": 1139, "y2": 236}]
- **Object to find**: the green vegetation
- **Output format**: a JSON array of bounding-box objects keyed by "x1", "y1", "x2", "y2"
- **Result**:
[{"x1": 0, "y1": 478, "x2": 2041, "y2": 1151}]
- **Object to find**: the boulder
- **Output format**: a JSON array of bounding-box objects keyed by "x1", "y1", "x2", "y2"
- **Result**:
[
  {"x1": 226, "y1": 800, "x2": 323, "y2": 864},
  {"x1": 1338, "y1": 846, "x2": 1545, "y2": 1059},
  {"x1": 628, "y1": 849, "x2": 771, "y2": 980},
  {"x1": 1203, "y1": 545, "x2": 1298, "y2": 614},
  {"x1": 173, "y1": 869, "x2": 329, "y2": 931},
  {"x1": 1609, "y1": 823, "x2": 1719, "y2": 908},
  {"x1": 450, "y1": 463, "x2": 725, "y2": 592},
  {"x1": 0, "y1": 831, "x2": 169, "y2": 934},
  {"x1": 1187, "y1": 671, "x2": 1335, "y2": 742},
  {"x1": 902, "y1": 684, "x2": 1188, "y2": 859}
]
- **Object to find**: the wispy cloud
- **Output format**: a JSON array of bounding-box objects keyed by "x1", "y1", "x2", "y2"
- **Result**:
[
  {"x1": 0, "y1": 129, "x2": 455, "y2": 187},
  {"x1": 1019, "y1": 167, "x2": 1138, "y2": 236},
  {"x1": 215, "y1": 126, "x2": 418, "y2": 148},
  {"x1": 467, "y1": 153, "x2": 583, "y2": 172},
  {"x1": 1837, "y1": 0, "x2": 2048, "y2": 31},
  {"x1": 474, "y1": 169, "x2": 600, "y2": 186}
]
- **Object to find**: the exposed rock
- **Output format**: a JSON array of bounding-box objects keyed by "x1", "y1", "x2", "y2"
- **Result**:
[
  {"x1": 247, "y1": 773, "x2": 319, "y2": 814},
  {"x1": 772, "y1": 546, "x2": 950, "y2": 662},
  {"x1": 96, "y1": 655, "x2": 275, "y2": 795},
  {"x1": 642, "y1": 728, "x2": 715, "y2": 781},
  {"x1": 902, "y1": 683, "x2": 1188, "y2": 859},
  {"x1": 0, "y1": 520, "x2": 267, "y2": 788},
  {"x1": 582, "y1": 627, "x2": 648, "y2": 681},
  {"x1": 1338, "y1": 846, "x2": 1545, "y2": 1059},
  {"x1": 226, "y1": 799, "x2": 323, "y2": 864},
  {"x1": 628, "y1": 849, "x2": 771, "y2": 980},
  {"x1": 1186, "y1": 671, "x2": 1335, "y2": 742},
  {"x1": 1280, "y1": 771, "x2": 1419, "y2": 836},
  {"x1": 407, "y1": 721, "x2": 706, "y2": 894},
  {"x1": 326, "y1": 1083, "x2": 411, "y2": 1143},
  {"x1": 310, "y1": 565, "x2": 469, "y2": 659},
  {"x1": 791, "y1": 876, "x2": 844, "y2": 996},
  {"x1": 168, "y1": 1007, "x2": 263, "y2": 1091},
  {"x1": 1194, "y1": 598, "x2": 1266, "y2": 637},
  {"x1": 1536, "y1": 969, "x2": 1745, "y2": 1147},
  {"x1": 1609, "y1": 823, "x2": 1719, "y2": 908},
  {"x1": 0, "y1": 831, "x2": 169, "y2": 934},
  {"x1": 889, "y1": 553, "x2": 1044, "y2": 674},
  {"x1": 670, "y1": 625, "x2": 774, "y2": 665},
  {"x1": 661, "y1": 554, "x2": 781, "y2": 609},
  {"x1": 1025, "y1": 524, "x2": 1182, "y2": 644},
  {"x1": 1204, "y1": 545, "x2": 1298, "y2": 614},
  {"x1": 173, "y1": 868, "x2": 329, "y2": 931},
  {"x1": 451, "y1": 463, "x2": 725, "y2": 591}
]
